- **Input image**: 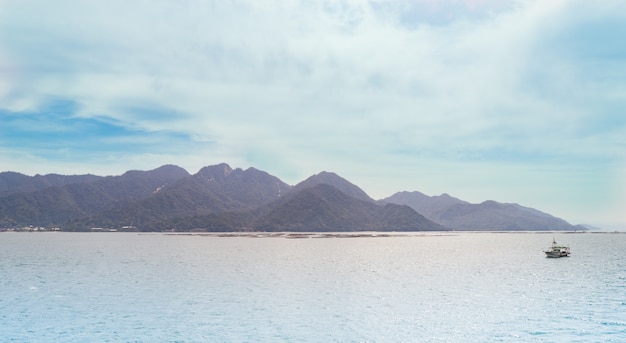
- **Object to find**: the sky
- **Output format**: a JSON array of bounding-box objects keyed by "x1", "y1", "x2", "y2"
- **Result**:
[{"x1": 1, "y1": 0, "x2": 625, "y2": 228}]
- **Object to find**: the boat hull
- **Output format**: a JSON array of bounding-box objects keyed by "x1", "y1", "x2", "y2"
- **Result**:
[{"x1": 544, "y1": 250, "x2": 570, "y2": 258}]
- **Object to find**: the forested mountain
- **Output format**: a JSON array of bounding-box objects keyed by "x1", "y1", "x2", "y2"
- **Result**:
[
  {"x1": 0, "y1": 163, "x2": 581, "y2": 231},
  {"x1": 383, "y1": 191, "x2": 467, "y2": 219},
  {"x1": 293, "y1": 171, "x2": 373, "y2": 202},
  {"x1": 68, "y1": 164, "x2": 292, "y2": 230},
  {"x1": 253, "y1": 183, "x2": 442, "y2": 231},
  {"x1": 0, "y1": 171, "x2": 101, "y2": 196},
  {"x1": 148, "y1": 177, "x2": 444, "y2": 232},
  {"x1": 0, "y1": 165, "x2": 189, "y2": 227}
]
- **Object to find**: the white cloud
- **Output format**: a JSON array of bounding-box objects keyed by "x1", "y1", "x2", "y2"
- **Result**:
[{"x1": 1, "y1": 0, "x2": 625, "y2": 226}]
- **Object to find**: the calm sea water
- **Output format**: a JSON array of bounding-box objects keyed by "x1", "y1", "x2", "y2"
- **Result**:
[{"x1": 1, "y1": 232, "x2": 624, "y2": 342}]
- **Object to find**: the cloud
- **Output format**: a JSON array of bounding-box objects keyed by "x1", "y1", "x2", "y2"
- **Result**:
[{"x1": 1, "y1": 0, "x2": 625, "y2": 225}]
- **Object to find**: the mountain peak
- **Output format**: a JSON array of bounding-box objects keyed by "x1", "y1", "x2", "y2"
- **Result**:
[
  {"x1": 196, "y1": 163, "x2": 234, "y2": 181},
  {"x1": 150, "y1": 165, "x2": 190, "y2": 179},
  {"x1": 120, "y1": 165, "x2": 190, "y2": 180},
  {"x1": 295, "y1": 171, "x2": 373, "y2": 202},
  {"x1": 255, "y1": 183, "x2": 443, "y2": 232}
]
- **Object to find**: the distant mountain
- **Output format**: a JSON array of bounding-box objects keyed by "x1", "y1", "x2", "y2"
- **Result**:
[
  {"x1": 384, "y1": 191, "x2": 467, "y2": 219},
  {"x1": 0, "y1": 171, "x2": 101, "y2": 196},
  {"x1": 0, "y1": 163, "x2": 581, "y2": 232},
  {"x1": 253, "y1": 183, "x2": 443, "y2": 231},
  {"x1": 194, "y1": 163, "x2": 292, "y2": 208},
  {"x1": 580, "y1": 224, "x2": 605, "y2": 231},
  {"x1": 0, "y1": 165, "x2": 190, "y2": 227},
  {"x1": 135, "y1": 172, "x2": 444, "y2": 232},
  {"x1": 383, "y1": 192, "x2": 583, "y2": 231},
  {"x1": 293, "y1": 171, "x2": 373, "y2": 202},
  {"x1": 74, "y1": 164, "x2": 292, "y2": 230}
]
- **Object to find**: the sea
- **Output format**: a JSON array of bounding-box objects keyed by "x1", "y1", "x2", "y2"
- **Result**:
[{"x1": 1, "y1": 231, "x2": 624, "y2": 342}]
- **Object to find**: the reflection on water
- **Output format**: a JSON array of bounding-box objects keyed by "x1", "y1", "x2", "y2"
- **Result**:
[{"x1": 1, "y1": 232, "x2": 624, "y2": 342}]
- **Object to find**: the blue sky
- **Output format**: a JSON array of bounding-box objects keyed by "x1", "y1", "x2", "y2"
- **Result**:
[{"x1": 1, "y1": 0, "x2": 625, "y2": 228}]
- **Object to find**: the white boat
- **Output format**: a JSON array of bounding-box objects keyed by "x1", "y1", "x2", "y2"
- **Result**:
[{"x1": 544, "y1": 238, "x2": 570, "y2": 258}]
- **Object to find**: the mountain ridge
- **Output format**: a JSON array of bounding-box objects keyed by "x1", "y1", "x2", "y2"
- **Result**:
[
  {"x1": 383, "y1": 191, "x2": 584, "y2": 231},
  {"x1": 0, "y1": 163, "x2": 582, "y2": 231}
]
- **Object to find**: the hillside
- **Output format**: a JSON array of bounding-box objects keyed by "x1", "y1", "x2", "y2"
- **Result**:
[
  {"x1": 0, "y1": 163, "x2": 581, "y2": 232},
  {"x1": 254, "y1": 183, "x2": 443, "y2": 231},
  {"x1": 384, "y1": 191, "x2": 467, "y2": 219},
  {"x1": 0, "y1": 171, "x2": 101, "y2": 196},
  {"x1": 0, "y1": 165, "x2": 190, "y2": 227},
  {"x1": 383, "y1": 192, "x2": 583, "y2": 231},
  {"x1": 69, "y1": 164, "x2": 292, "y2": 230},
  {"x1": 293, "y1": 171, "x2": 373, "y2": 202}
]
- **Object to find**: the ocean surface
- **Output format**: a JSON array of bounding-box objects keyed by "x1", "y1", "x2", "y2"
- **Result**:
[{"x1": 1, "y1": 231, "x2": 624, "y2": 342}]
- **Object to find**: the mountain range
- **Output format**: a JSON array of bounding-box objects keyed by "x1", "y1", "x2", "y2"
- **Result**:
[
  {"x1": 382, "y1": 191, "x2": 582, "y2": 231},
  {"x1": 0, "y1": 163, "x2": 584, "y2": 232}
]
